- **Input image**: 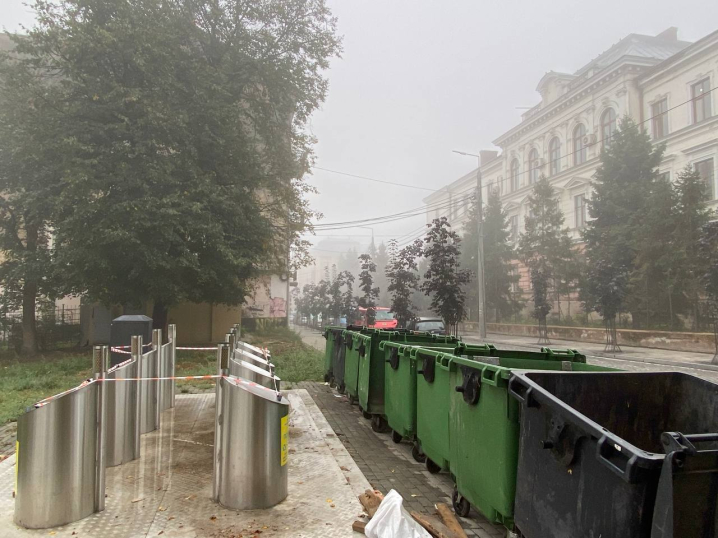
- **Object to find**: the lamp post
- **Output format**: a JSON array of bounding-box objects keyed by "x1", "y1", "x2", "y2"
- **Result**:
[{"x1": 452, "y1": 150, "x2": 487, "y2": 340}]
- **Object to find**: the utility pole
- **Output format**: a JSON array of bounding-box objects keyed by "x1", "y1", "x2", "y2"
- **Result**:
[{"x1": 453, "y1": 150, "x2": 487, "y2": 339}]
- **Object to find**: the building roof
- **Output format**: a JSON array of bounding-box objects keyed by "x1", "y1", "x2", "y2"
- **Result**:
[{"x1": 574, "y1": 29, "x2": 690, "y2": 77}]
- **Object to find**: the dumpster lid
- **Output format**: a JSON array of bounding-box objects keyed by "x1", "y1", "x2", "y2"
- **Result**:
[
  {"x1": 226, "y1": 375, "x2": 288, "y2": 405},
  {"x1": 112, "y1": 315, "x2": 152, "y2": 322}
]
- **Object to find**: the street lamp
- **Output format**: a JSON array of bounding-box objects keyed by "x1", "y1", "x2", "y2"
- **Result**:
[{"x1": 452, "y1": 150, "x2": 487, "y2": 340}]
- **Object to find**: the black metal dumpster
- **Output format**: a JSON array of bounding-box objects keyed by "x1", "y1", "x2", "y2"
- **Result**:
[
  {"x1": 509, "y1": 371, "x2": 718, "y2": 538},
  {"x1": 110, "y1": 315, "x2": 152, "y2": 366}
]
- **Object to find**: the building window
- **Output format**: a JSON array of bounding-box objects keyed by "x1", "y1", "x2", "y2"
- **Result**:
[
  {"x1": 549, "y1": 137, "x2": 561, "y2": 175},
  {"x1": 528, "y1": 148, "x2": 540, "y2": 184},
  {"x1": 573, "y1": 124, "x2": 587, "y2": 165},
  {"x1": 695, "y1": 158, "x2": 715, "y2": 200},
  {"x1": 510, "y1": 159, "x2": 520, "y2": 191},
  {"x1": 692, "y1": 78, "x2": 712, "y2": 124},
  {"x1": 658, "y1": 171, "x2": 671, "y2": 183},
  {"x1": 509, "y1": 215, "x2": 518, "y2": 242},
  {"x1": 574, "y1": 194, "x2": 587, "y2": 229},
  {"x1": 601, "y1": 108, "x2": 617, "y2": 147},
  {"x1": 651, "y1": 99, "x2": 668, "y2": 139},
  {"x1": 510, "y1": 265, "x2": 520, "y2": 293}
]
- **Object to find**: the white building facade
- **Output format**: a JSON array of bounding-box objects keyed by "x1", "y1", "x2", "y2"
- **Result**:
[{"x1": 426, "y1": 27, "x2": 718, "y2": 302}]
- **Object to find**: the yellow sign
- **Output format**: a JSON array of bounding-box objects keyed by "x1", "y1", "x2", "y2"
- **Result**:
[
  {"x1": 280, "y1": 415, "x2": 288, "y2": 466},
  {"x1": 15, "y1": 441, "x2": 19, "y2": 494}
]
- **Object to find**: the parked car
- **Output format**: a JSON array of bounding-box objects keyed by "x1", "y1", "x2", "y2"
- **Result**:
[{"x1": 407, "y1": 317, "x2": 446, "y2": 335}]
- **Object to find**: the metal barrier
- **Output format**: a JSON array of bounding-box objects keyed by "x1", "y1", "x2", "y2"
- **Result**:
[
  {"x1": 235, "y1": 347, "x2": 275, "y2": 373},
  {"x1": 139, "y1": 329, "x2": 161, "y2": 434},
  {"x1": 159, "y1": 324, "x2": 176, "y2": 412},
  {"x1": 213, "y1": 343, "x2": 289, "y2": 510},
  {"x1": 14, "y1": 348, "x2": 108, "y2": 529},
  {"x1": 228, "y1": 355, "x2": 280, "y2": 390},
  {"x1": 106, "y1": 339, "x2": 141, "y2": 467}
]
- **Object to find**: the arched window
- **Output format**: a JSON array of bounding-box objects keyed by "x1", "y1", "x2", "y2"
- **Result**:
[
  {"x1": 510, "y1": 159, "x2": 520, "y2": 191},
  {"x1": 601, "y1": 108, "x2": 617, "y2": 147},
  {"x1": 529, "y1": 148, "x2": 540, "y2": 184},
  {"x1": 549, "y1": 137, "x2": 561, "y2": 176},
  {"x1": 573, "y1": 124, "x2": 587, "y2": 165}
]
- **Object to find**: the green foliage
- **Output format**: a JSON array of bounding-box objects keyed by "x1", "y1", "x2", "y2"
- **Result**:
[
  {"x1": 462, "y1": 188, "x2": 521, "y2": 322},
  {"x1": 582, "y1": 117, "x2": 665, "y2": 325},
  {"x1": 386, "y1": 238, "x2": 423, "y2": 327},
  {"x1": 518, "y1": 177, "x2": 574, "y2": 325},
  {"x1": 15, "y1": 0, "x2": 341, "y2": 320},
  {"x1": 357, "y1": 253, "x2": 379, "y2": 325},
  {"x1": 421, "y1": 217, "x2": 471, "y2": 331},
  {"x1": 374, "y1": 242, "x2": 391, "y2": 306},
  {"x1": 699, "y1": 222, "x2": 718, "y2": 324}
]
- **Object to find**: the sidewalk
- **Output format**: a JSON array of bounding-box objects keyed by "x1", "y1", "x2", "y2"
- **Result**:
[{"x1": 463, "y1": 331, "x2": 718, "y2": 381}]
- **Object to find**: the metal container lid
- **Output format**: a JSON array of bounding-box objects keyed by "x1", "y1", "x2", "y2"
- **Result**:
[
  {"x1": 238, "y1": 359, "x2": 281, "y2": 382},
  {"x1": 237, "y1": 348, "x2": 275, "y2": 369},
  {"x1": 225, "y1": 375, "x2": 288, "y2": 405}
]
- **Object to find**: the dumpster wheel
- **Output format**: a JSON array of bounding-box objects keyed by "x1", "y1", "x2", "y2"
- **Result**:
[
  {"x1": 452, "y1": 486, "x2": 470, "y2": 517},
  {"x1": 426, "y1": 458, "x2": 441, "y2": 474},
  {"x1": 371, "y1": 415, "x2": 390, "y2": 433},
  {"x1": 411, "y1": 444, "x2": 426, "y2": 463},
  {"x1": 362, "y1": 410, "x2": 371, "y2": 420},
  {"x1": 391, "y1": 430, "x2": 402, "y2": 444}
]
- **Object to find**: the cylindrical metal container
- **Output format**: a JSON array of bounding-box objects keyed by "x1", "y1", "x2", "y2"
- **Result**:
[
  {"x1": 228, "y1": 357, "x2": 280, "y2": 390},
  {"x1": 213, "y1": 376, "x2": 289, "y2": 510},
  {"x1": 167, "y1": 324, "x2": 177, "y2": 408},
  {"x1": 237, "y1": 341, "x2": 271, "y2": 358},
  {"x1": 140, "y1": 348, "x2": 158, "y2": 434},
  {"x1": 234, "y1": 347, "x2": 275, "y2": 372},
  {"x1": 14, "y1": 381, "x2": 100, "y2": 529},
  {"x1": 105, "y1": 357, "x2": 140, "y2": 467},
  {"x1": 159, "y1": 341, "x2": 173, "y2": 412}
]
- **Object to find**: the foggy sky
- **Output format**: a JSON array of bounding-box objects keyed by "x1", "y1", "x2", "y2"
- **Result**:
[{"x1": 4, "y1": 0, "x2": 718, "y2": 255}]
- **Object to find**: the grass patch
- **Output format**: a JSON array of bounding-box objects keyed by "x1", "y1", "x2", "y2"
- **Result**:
[
  {"x1": 244, "y1": 326, "x2": 324, "y2": 384},
  {"x1": 0, "y1": 351, "x2": 93, "y2": 425}
]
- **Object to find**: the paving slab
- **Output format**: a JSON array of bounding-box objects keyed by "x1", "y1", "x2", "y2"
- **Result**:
[{"x1": 0, "y1": 390, "x2": 370, "y2": 538}]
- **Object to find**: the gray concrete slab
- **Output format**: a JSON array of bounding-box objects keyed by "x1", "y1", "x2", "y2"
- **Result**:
[{"x1": 0, "y1": 390, "x2": 370, "y2": 538}]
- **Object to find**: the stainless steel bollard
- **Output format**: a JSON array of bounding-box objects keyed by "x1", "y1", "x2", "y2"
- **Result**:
[
  {"x1": 212, "y1": 376, "x2": 289, "y2": 510},
  {"x1": 168, "y1": 323, "x2": 177, "y2": 408},
  {"x1": 228, "y1": 356, "x2": 280, "y2": 390},
  {"x1": 213, "y1": 343, "x2": 230, "y2": 503},
  {"x1": 229, "y1": 331, "x2": 237, "y2": 350},
  {"x1": 94, "y1": 346, "x2": 108, "y2": 512},
  {"x1": 14, "y1": 379, "x2": 106, "y2": 528},
  {"x1": 140, "y1": 336, "x2": 158, "y2": 434},
  {"x1": 106, "y1": 343, "x2": 140, "y2": 467},
  {"x1": 132, "y1": 335, "x2": 143, "y2": 456},
  {"x1": 153, "y1": 328, "x2": 163, "y2": 427}
]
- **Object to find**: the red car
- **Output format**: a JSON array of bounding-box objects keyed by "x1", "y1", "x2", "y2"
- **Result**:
[{"x1": 357, "y1": 307, "x2": 398, "y2": 329}]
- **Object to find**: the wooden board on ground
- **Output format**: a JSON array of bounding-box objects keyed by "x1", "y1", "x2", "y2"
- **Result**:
[
  {"x1": 358, "y1": 489, "x2": 384, "y2": 518},
  {"x1": 352, "y1": 519, "x2": 367, "y2": 534},
  {"x1": 410, "y1": 511, "x2": 459, "y2": 538},
  {"x1": 435, "y1": 503, "x2": 468, "y2": 538}
]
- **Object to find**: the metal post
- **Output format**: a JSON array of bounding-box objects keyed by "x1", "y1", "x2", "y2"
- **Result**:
[
  {"x1": 212, "y1": 343, "x2": 229, "y2": 502},
  {"x1": 476, "y1": 168, "x2": 487, "y2": 339},
  {"x1": 168, "y1": 324, "x2": 176, "y2": 408},
  {"x1": 132, "y1": 335, "x2": 143, "y2": 458},
  {"x1": 153, "y1": 329, "x2": 162, "y2": 427},
  {"x1": 93, "y1": 345, "x2": 108, "y2": 512},
  {"x1": 229, "y1": 331, "x2": 236, "y2": 351}
]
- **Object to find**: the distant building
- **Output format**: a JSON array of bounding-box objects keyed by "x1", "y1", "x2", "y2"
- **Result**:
[
  {"x1": 296, "y1": 237, "x2": 363, "y2": 290},
  {"x1": 426, "y1": 27, "x2": 718, "y2": 314}
]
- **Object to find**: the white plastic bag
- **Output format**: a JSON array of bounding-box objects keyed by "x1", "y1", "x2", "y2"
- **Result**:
[{"x1": 364, "y1": 489, "x2": 431, "y2": 538}]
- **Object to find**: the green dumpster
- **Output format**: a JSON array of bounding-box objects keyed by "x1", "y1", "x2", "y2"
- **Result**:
[
  {"x1": 381, "y1": 341, "x2": 462, "y2": 455},
  {"x1": 448, "y1": 354, "x2": 618, "y2": 529},
  {"x1": 359, "y1": 330, "x2": 461, "y2": 432},
  {"x1": 323, "y1": 326, "x2": 344, "y2": 383},
  {"x1": 344, "y1": 332, "x2": 372, "y2": 404}
]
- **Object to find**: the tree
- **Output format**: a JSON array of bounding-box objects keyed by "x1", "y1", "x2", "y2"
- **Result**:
[
  {"x1": 582, "y1": 117, "x2": 665, "y2": 349},
  {"x1": 374, "y1": 242, "x2": 391, "y2": 306},
  {"x1": 518, "y1": 177, "x2": 574, "y2": 344},
  {"x1": 699, "y1": 221, "x2": 718, "y2": 362},
  {"x1": 462, "y1": 188, "x2": 520, "y2": 322},
  {"x1": 0, "y1": 42, "x2": 68, "y2": 355},
  {"x1": 672, "y1": 166, "x2": 713, "y2": 330},
  {"x1": 341, "y1": 271, "x2": 358, "y2": 324},
  {"x1": 20, "y1": 0, "x2": 341, "y2": 332},
  {"x1": 357, "y1": 253, "x2": 379, "y2": 325},
  {"x1": 421, "y1": 218, "x2": 471, "y2": 335},
  {"x1": 386, "y1": 238, "x2": 423, "y2": 327}
]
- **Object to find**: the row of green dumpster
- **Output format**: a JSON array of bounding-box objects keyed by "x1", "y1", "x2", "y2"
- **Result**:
[{"x1": 323, "y1": 325, "x2": 718, "y2": 538}]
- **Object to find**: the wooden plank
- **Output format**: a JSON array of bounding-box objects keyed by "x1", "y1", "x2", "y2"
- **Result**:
[
  {"x1": 435, "y1": 503, "x2": 468, "y2": 538},
  {"x1": 352, "y1": 519, "x2": 367, "y2": 534},
  {"x1": 358, "y1": 489, "x2": 384, "y2": 518},
  {"x1": 410, "y1": 510, "x2": 457, "y2": 538}
]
